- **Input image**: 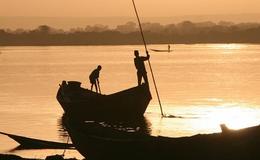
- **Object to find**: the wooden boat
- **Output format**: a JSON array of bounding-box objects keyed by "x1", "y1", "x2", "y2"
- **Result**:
[
  {"x1": 0, "y1": 131, "x2": 74, "y2": 149},
  {"x1": 56, "y1": 81, "x2": 152, "y2": 120},
  {"x1": 150, "y1": 49, "x2": 173, "y2": 52},
  {"x1": 65, "y1": 120, "x2": 260, "y2": 160}
]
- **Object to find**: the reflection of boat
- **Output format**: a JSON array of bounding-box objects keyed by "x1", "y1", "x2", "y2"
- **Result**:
[
  {"x1": 56, "y1": 81, "x2": 151, "y2": 120},
  {"x1": 65, "y1": 120, "x2": 260, "y2": 160},
  {"x1": 0, "y1": 131, "x2": 73, "y2": 149}
]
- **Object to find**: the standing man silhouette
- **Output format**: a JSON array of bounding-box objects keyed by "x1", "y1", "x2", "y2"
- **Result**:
[
  {"x1": 134, "y1": 50, "x2": 150, "y2": 85},
  {"x1": 89, "y1": 65, "x2": 102, "y2": 93}
]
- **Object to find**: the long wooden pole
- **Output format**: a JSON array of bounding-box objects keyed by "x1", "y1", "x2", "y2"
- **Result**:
[{"x1": 132, "y1": 0, "x2": 164, "y2": 117}]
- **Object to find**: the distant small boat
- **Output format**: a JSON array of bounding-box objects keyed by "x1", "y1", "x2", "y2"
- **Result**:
[
  {"x1": 0, "y1": 131, "x2": 73, "y2": 149},
  {"x1": 66, "y1": 121, "x2": 260, "y2": 160},
  {"x1": 150, "y1": 49, "x2": 173, "y2": 52},
  {"x1": 150, "y1": 44, "x2": 173, "y2": 52},
  {"x1": 56, "y1": 81, "x2": 152, "y2": 120}
]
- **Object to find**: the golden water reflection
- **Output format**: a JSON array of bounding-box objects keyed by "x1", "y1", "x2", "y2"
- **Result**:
[
  {"x1": 210, "y1": 43, "x2": 246, "y2": 50},
  {"x1": 204, "y1": 104, "x2": 259, "y2": 129},
  {"x1": 147, "y1": 102, "x2": 260, "y2": 137}
]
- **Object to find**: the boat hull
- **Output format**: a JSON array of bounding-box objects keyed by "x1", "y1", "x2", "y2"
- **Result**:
[
  {"x1": 0, "y1": 131, "x2": 73, "y2": 149},
  {"x1": 150, "y1": 49, "x2": 173, "y2": 52},
  {"x1": 57, "y1": 81, "x2": 152, "y2": 120},
  {"x1": 66, "y1": 121, "x2": 260, "y2": 160}
]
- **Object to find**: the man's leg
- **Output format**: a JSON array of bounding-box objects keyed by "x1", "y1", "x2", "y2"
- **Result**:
[
  {"x1": 143, "y1": 74, "x2": 148, "y2": 85},
  {"x1": 137, "y1": 72, "x2": 142, "y2": 85},
  {"x1": 94, "y1": 83, "x2": 98, "y2": 93}
]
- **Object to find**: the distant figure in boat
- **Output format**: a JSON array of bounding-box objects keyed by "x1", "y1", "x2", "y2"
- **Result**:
[
  {"x1": 89, "y1": 65, "x2": 102, "y2": 93},
  {"x1": 134, "y1": 50, "x2": 150, "y2": 86}
]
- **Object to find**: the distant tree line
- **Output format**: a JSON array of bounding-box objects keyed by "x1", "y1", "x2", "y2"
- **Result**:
[{"x1": 1, "y1": 21, "x2": 260, "y2": 45}]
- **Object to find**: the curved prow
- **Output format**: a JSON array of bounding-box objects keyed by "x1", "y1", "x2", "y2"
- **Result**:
[
  {"x1": 0, "y1": 131, "x2": 10, "y2": 136},
  {"x1": 220, "y1": 124, "x2": 230, "y2": 134},
  {"x1": 0, "y1": 131, "x2": 74, "y2": 149}
]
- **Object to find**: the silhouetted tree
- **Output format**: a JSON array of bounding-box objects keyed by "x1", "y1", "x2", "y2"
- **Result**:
[
  {"x1": 36, "y1": 25, "x2": 51, "y2": 33},
  {"x1": 116, "y1": 22, "x2": 137, "y2": 33},
  {"x1": 1, "y1": 21, "x2": 260, "y2": 45}
]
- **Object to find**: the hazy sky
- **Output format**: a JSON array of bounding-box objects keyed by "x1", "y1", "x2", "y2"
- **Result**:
[{"x1": 0, "y1": 0, "x2": 260, "y2": 17}]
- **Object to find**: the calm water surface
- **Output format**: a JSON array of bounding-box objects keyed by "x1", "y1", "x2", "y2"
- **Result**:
[{"x1": 0, "y1": 44, "x2": 260, "y2": 158}]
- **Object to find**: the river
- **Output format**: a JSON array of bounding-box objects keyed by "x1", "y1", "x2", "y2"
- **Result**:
[{"x1": 0, "y1": 44, "x2": 260, "y2": 159}]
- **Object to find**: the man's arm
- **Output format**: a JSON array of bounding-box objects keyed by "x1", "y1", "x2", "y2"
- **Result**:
[{"x1": 140, "y1": 54, "x2": 150, "y2": 61}]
